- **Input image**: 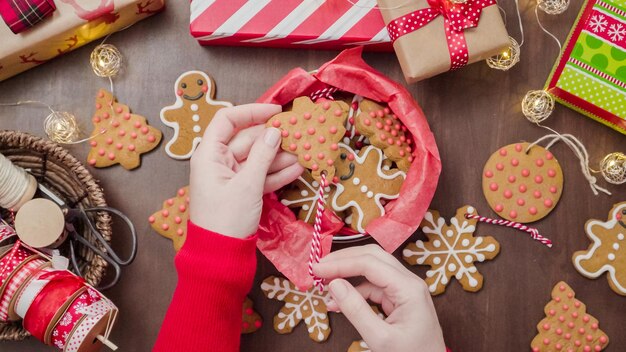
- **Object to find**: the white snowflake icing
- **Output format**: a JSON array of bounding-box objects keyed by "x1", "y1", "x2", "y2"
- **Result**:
[
  {"x1": 261, "y1": 276, "x2": 330, "y2": 342},
  {"x1": 589, "y1": 14, "x2": 608, "y2": 33},
  {"x1": 608, "y1": 23, "x2": 625, "y2": 42}
]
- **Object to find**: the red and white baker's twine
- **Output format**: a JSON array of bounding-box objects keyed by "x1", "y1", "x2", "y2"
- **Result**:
[
  {"x1": 310, "y1": 87, "x2": 338, "y2": 102},
  {"x1": 308, "y1": 173, "x2": 327, "y2": 292},
  {"x1": 464, "y1": 213, "x2": 553, "y2": 248}
]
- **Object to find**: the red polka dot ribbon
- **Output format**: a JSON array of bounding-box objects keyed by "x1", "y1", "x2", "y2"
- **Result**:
[
  {"x1": 386, "y1": 0, "x2": 497, "y2": 70},
  {"x1": 51, "y1": 287, "x2": 104, "y2": 350}
]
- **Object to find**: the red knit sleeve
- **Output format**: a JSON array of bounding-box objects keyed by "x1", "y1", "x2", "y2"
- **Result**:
[{"x1": 153, "y1": 221, "x2": 257, "y2": 352}]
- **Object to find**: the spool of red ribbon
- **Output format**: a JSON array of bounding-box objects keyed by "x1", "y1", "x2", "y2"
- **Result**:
[{"x1": 0, "y1": 0, "x2": 56, "y2": 34}]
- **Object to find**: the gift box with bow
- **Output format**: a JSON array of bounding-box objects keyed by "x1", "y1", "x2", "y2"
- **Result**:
[{"x1": 377, "y1": 0, "x2": 510, "y2": 82}]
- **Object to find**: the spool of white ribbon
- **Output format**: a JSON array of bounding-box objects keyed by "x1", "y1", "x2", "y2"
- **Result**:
[{"x1": 14, "y1": 267, "x2": 54, "y2": 319}]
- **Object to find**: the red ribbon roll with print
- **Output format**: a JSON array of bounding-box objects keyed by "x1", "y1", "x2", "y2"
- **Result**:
[
  {"x1": 0, "y1": 0, "x2": 56, "y2": 34},
  {"x1": 23, "y1": 271, "x2": 85, "y2": 342},
  {"x1": 0, "y1": 244, "x2": 33, "y2": 288},
  {"x1": 0, "y1": 257, "x2": 45, "y2": 322}
]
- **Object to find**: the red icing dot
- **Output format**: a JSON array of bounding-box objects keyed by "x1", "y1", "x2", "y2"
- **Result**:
[
  {"x1": 115, "y1": 107, "x2": 123, "y2": 114},
  {"x1": 318, "y1": 136, "x2": 326, "y2": 144},
  {"x1": 532, "y1": 348, "x2": 540, "y2": 352},
  {"x1": 131, "y1": 132, "x2": 138, "y2": 139},
  {"x1": 536, "y1": 159, "x2": 544, "y2": 167},
  {"x1": 509, "y1": 210, "x2": 517, "y2": 219},
  {"x1": 400, "y1": 135, "x2": 406, "y2": 142},
  {"x1": 543, "y1": 338, "x2": 550, "y2": 345},
  {"x1": 522, "y1": 169, "x2": 530, "y2": 177},
  {"x1": 369, "y1": 111, "x2": 376, "y2": 118},
  {"x1": 499, "y1": 149, "x2": 507, "y2": 156},
  {"x1": 559, "y1": 285, "x2": 566, "y2": 291},
  {"x1": 177, "y1": 229, "x2": 184, "y2": 236},
  {"x1": 535, "y1": 175, "x2": 543, "y2": 184},
  {"x1": 408, "y1": 156, "x2": 414, "y2": 162},
  {"x1": 96, "y1": 103, "x2": 102, "y2": 109},
  {"x1": 147, "y1": 135, "x2": 156, "y2": 143},
  {"x1": 600, "y1": 336, "x2": 607, "y2": 344},
  {"x1": 162, "y1": 210, "x2": 169, "y2": 217},
  {"x1": 303, "y1": 143, "x2": 311, "y2": 150},
  {"x1": 563, "y1": 304, "x2": 569, "y2": 311},
  {"x1": 347, "y1": 154, "x2": 355, "y2": 161},
  {"x1": 303, "y1": 113, "x2": 312, "y2": 120},
  {"x1": 174, "y1": 217, "x2": 182, "y2": 224},
  {"x1": 376, "y1": 122, "x2": 383, "y2": 129},
  {"x1": 565, "y1": 333, "x2": 571, "y2": 339},
  {"x1": 123, "y1": 113, "x2": 131, "y2": 120},
  {"x1": 575, "y1": 341, "x2": 582, "y2": 347},
  {"x1": 567, "y1": 292, "x2": 573, "y2": 299},
  {"x1": 504, "y1": 190, "x2": 513, "y2": 199},
  {"x1": 583, "y1": 346, "x2": 590, "y2": 352},
  {"x1": 133, "y1": 121, "x2": 141, "y2": 128},
  {"x1": 495, "y1": 204, "x2": 504, "y2": 212},
  {"x1": 103, "y1": 112, "x2": 110, "y2": 119},
  {"x1": 307, "y1": 127, "x2": 316, "y2": 135},
  {"x1": 281, "y1": 130, "x2": 289, "y2": 138},
  {"x1": 318, "y1": 116, "x2": 326, "y2": 123},
  {"x1": 272, "y1": 120, "x2": 281, "y2": 128},
  {"x1": 508, "y1": 175, "x2": 516, "y2": 183},
  {"x1": 556, "y1": 297, "x2": 562, "y2": 303},
  {"x1": 594, "y1": 346, "x2": 602, "y2": 351},
  {"x1": 364, "y1": 118, "x2": 371, "y2": 126},
  {"x1": 93, "y1": 116, "x2": 101, "y2": 123},
  {"x1": 176, "y1": 89, "x2": 183, "y2": 96},
  {"x1": 334, "y1": 109, "x2": 342, "y2": 117},
  {"x1": 317, "y1": 153, "x2": 325, "y2": 160},
  {"x1": 534, "y1": 190, "x2": 542, "y2": 198},
  {"x1": 289, "y1": 144, "x2": 297, "y2": 151},
  {"x1": 568, "y1": 322, "x2": 575, "y2": 328},
  {"x1": 586, "y1": 335, "x2": 593, "y2": 342},
  {"x1": 116, "y1": 143, "x2": 123, "y2": 150},
  {"x1": 556, "y1": 328, "x2": 563, "y2": 335},
  {"x1": 549, "y1": 309, "x2": 556, "y2": 316},
  {"x1": 107, "y1": 153, "x2": 115, "y2": 160},
  {"x1": 332, "y1": 176, "x2": 339, "y2": 184},
  {"x1": 245, "y1": 308, "x2": 253, "y2": 315},
  {"x1": 303, "y1": 154, "x2": 311, "y2": 161},
  {"x1": 391, "y1": 130, "x2": 398, "y2": 137},
  {"x1": 128, "y1": 144, "x2": 136, "y2": 151},
  {"x1": 555, "y1": 343, "x2": 562, "y2": 350},
  {"x1": 387, "y1": 138, "x2": 394, "y2": 145},
  {"x1": 322, "y1": 102, "x2": 330, "y2": 110},
  {"x1": 529, "y1": 207, "x2": 538, "y2": 215},
  {"x1": 517, "y1": 199, "x2": 525, "y2": 206},
  {"x1": 329, "y1": 126, "x2": 338, "y2": 134},
  {"x1": 294, "y1": 132, "x2": 302, "y2": 139},
  {"x1": 384, "y1": 125, "x2": 391, "y2": 132},
  {"x1": 485, "y1": 170, "x2": 494, "y2": 178},
  {"x1": 179, "y1": 205, "x2": 186, "y2": 212},
  {"x1": 118, "y1": 130, "x2": 126, "y2": 137},
  {"x1": 311, "y1": 164, "x2": 319, "y2": 171},
  {"x1": 574, "y1": 301, "x2": 581, "y2": 308},
  {"x1": 178, "y1": 189, "x2": 186, "y2": 196},
  {"x1": 544, "y1": 199, "x2": 553, "y2": 208},
  {"x1": 376, "y1": 110, "x2": 384, "y2": 118},
  {"x1": 254, "y1": 320, "x2": 262, "y2": 328},
  {"x1": 141, "y1": 127, "x2": 149, "y2": 134},
  {"x1": 543, "y1": 323, "x2": 550, "y2": 330},
  {"x1": 515, "y1": 144, "x2": 522, "y2": 152},
  {"x1": 379, "y1": 133, "x2": 386, "y2": 140},
  {"x1": 106, "y1": 138, "x2": 113, "y2": 145},
  {"x1": 90, "y1": 140, "x2": 98, "y2": 147},
  {"x1": 489, "y1": 183, "x2": 499, "y2": 191},
  {"x1": 395, "y1": 123, "x2": 401, "y2": 130},
  {"x1": 496, "y1": 163, "x2": 504, "y2": 171},
  {"x1": 546, "y1": 152, "x2": 554, "y2": 160},
  {"x1": 591, "y1": 323, "x2": 598, "y2": 330},
  {"x1": 161, "y1": 223, "x2": 169, "y2": 231},
  {"x1": 330, "y1": 143, "x2": 338, "y2": 151},
  {"x1": 326, "y1": 159, "x2": 334, "y2": 166},
  {"x1": 519, "y1": 184, "x2": 527, "y2": 193},
  {"x1": 511, "y1": 158, "x2": 519, "y2": 166},
  {"x1": 399, "y1": 150, "x2": 406, "y2": 157}
]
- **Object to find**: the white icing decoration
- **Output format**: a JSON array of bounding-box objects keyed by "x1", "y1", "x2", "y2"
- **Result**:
[
  {"x1": 352, "y1": 177, "x2": 360, "y2": 185},
  {"x1": 366, "y1": 191, "x2": 373, "y2": 198},
  {"x1": 190, "y1": 104, "x2": 199, "y2": 111},
  {"x1": 301, "y1": 190, "x2": 308, "y2": 197},
  {"x1": 572, "y1": 203, "x2": 626, "y2": 295},
  {"x1": 193, "y1": 125, "x2": 201, "y2": 133},
  {"x1": 403, "y1": 208, "x2": 498, "y2": 294},
  {"x1": 343, "y1": 137, "x2": 351, "y2": 144},
  {"x1": 467, "y1": 206, "x2": 475, "y2": 214},
  {"x1": 330, "y1": 144, "x2": 406, "y2": 233},
  {"x1": 360, "y1": 185, "x2": 368, "y2": 193},
  {"x1": 192, "y1": 114, "x2": 200, "y2": 122},
  {"x1": 160, "y1": 70, "x2": 233, "y2": 160},
  {"x1": 302, "y1": 205, "x2": 310, "y2": 211},
  {"x1": 613, "y1": 243, "x2": 619, "y2": 250},
  {"x1": 280, "y1": 175, "x2": 329, "y2": 223}
]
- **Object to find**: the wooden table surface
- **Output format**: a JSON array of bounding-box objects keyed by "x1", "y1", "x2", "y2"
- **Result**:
[{"x1": 1, "y1": 0, "x2": 625, "y2": 351}]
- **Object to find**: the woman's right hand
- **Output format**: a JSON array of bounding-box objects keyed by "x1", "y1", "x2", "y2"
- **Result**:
[{"x1": 313, "y1": 244, "x2": 447, "y2": 352}]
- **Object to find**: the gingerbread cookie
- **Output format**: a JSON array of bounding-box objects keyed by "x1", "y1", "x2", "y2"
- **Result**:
[
  {"x1": 531, "y1": 282, "x2": 609, "y2": 352},
  {"x1": 573, "y1": 202, "x2": 626, "y2": 296},
  {"x1": 267, "y1": 97, "x2": 349, "y2": 182},
  {"x1": 149, "y1": 186, "x2": 189, "y2": 251},
  {"x1": 354, "y1": 99, "x2": 413, "y2": 171},
  {"x1": 280, "y1": 170, "x2": 334, "y2": 224},
  {"x1": 482, "y1": 142, "x2": 563, "y2": 223},
  {"x1": 242, "y1": 297, "x2": 262, "y2": 334},
  {"x1": 260, "y1": 276, "x2": 330, "y2": 342},
  {"x1": 161, "y1": 71, "x2": 232, "y2": 159},
  {"x1": 403, "y1": 206, "x2": 500, "y2": 295},
  {"x1": 87, "y1": 89, "x2": 162, "y2": 170},
  {"x1": 331, "y1": 144, "x2": 405, "y2": 233}
]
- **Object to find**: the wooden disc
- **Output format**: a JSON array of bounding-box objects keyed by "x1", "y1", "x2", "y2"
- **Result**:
[
  {"x1": 15, "y1": 198, "x2": 65, "y2": 248},
  {"x1": 76, "y1": 310, "x2": 115, "y2": 352},
  {"x1": 482, "y1": 142, "x2": 564, "y2": 223}
]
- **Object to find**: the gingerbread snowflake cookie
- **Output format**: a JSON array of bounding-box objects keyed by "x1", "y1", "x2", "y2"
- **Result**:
[
  {"x1": 149, "y1": 186, "x2": 189, "y2": 251},
  {"x1": 403, "y1": 206, "x2": 500, "y2": 295},
  {"x1": 267, "y1": 97, "x2": 349, "y2": 182},
  {"x1": 573, "y1": 201, "x2": 626, "y2": 296},
  {"x1": 531, "y1": 282, "x2": 609, "y2": 352},
  {"x1": 482, "y1": 142, "x2": 563, "y2": 223},
  {"x1": 161, "y1": 71, "x2": 232, "y2": 159},
  {"x1": 354, "y1": 99, "x2": 413, "y2": 171},
  {"x1": 331, "y1": 144, "x2": 405, "y2": 233},
  {"x1": 87, "y1": 89, "x2": 162, "y2": 169},
  {"x1": 280, "y1": 171, "x2": 334, "y2": 224},
  {"x1": 260, "y1": 276, "x2": 330, "y2": 342}
]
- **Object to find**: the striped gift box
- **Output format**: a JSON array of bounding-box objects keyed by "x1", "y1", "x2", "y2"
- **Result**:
[
  {"x1": 189, "y1": 0, "x2": 393, "y2": 51},
  {"x1": 546, "y1": 0, "x2": 626, "y2": 135}
]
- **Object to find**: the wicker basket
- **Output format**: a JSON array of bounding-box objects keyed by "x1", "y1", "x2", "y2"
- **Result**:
[{"x1": 0, "y1": 131, "x2": 111, "y2": 341}]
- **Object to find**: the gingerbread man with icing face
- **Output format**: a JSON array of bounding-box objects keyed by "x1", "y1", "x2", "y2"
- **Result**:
[
  {"x1": 573, "y1": 201, "x2": 626, "y2": 296},
  {"x1": 161, "y1": 71, "x2": 232, "y2": 159}
]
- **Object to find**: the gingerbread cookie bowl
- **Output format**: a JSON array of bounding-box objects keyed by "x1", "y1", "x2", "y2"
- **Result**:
[{"x1": 272, "y1": 95, "x2": 415, "y2": 240}]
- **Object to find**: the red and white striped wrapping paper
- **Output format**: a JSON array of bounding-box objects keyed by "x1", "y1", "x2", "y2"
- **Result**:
[{"x1": 189, "y1": 0, "x2": 393, "y2": 51}]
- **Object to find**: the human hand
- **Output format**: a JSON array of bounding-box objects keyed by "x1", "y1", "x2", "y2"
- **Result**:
[
  {"x1": 313, "y1": 244, "x2": 446, "y2": 352},
  {"x1": 190, "y1": 104, "x2": 304, "y2": 238}
]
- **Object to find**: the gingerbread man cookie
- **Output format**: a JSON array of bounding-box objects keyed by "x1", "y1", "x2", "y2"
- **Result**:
[
  {"x1": 482, "y1": 142, "x2": 563, "y2": 223},
  {"x1": 149, "y1": 186, "x2": 189, "y2": 251},
  {"x1": 403, "y1": 206, "x2": 500, "y2": 295},
  {"x1": 331, "y1": 144, "x2": 405, "y2": 233},
  {"x1": 531, "y1": 282, "x2": 609, "y2": 352},
  {"x1": 242, "y1": 297, "x2": 263, "y2": 334},
  {"x1": 573, "y1": 202, "x2": 626, "y2": 296},
  {"x1": 280, "y1": 170, "x2": 334, "y2": 224},
  {"x1": 354, "y1": 99, "x2": 413, "y2": 171},
  {"x1": 161, "y1": 71, "x2": 232, "y2": 159},
  {"x1": 267, "y1": 97, "x2": 349, "y2": 182},
  {"x1": 87, "y1": 89, "x2": 162, "y2": 170},
  {"x1": 260, "y1": 275, "x2": 330, "y2": 342}
]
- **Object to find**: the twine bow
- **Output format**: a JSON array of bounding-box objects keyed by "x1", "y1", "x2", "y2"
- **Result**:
[{"x1": 386, "y1": 0, "x2": 496, "y2": 69}]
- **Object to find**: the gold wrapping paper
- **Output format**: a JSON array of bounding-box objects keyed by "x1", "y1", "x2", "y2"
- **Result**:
[
  {"x1": 377, "y1": 0, "x2": 509, "y2": 83},
  {"x1": 0, "y1": 0, "x2": 164, "y2": 82}
]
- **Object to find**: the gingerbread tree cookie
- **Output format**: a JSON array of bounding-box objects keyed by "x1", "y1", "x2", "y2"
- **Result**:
[
  {"x1": 149, "y1": 186, "x2": 189, "y2": 251},
  {"x1": 87, "y1": 89, "x2": 162, "y2": 170},
  {"x1": 267, "y1": 97, "x2": 349, "y2": 182},
  {"x1": 403, "y1": 206, "x2": 500, "y2": 295},
  {"x1": 531, "y1": 282, "x2": 609, "y2": 352},
  {"x1": 260, "y1": 276, "x2": 330, "y2": 342},
  {"x1": 242, "y1": 297, "x2": 263, "y2": 334},
  {"x1": 573, "y1": 201, "x2": 626, "y2": 296},
  {"x1": 482, "y1": 142, "x2": 563, "y2": 223},
  {"x1": 160, "y1": 70, "x2": 232, "y2": 160},
  {"x1": 354, "y1": 99, "x2": 413, "y2": 171},
  {"x1": 280, "y1": 170, "x2": 334, "y2": 224},
  {"x1": 331, "y1": 144, "x2": 405, "y2": 233}
]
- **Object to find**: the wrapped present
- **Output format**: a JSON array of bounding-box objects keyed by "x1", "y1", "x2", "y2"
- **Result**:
[
  {"x1": 189, "y1": 0, "x2": 393, "y2": 51},
  {"x1": 377, "y1": 0, "x2": 510, "y2": 83},
  {"x1": 256, "y1": 47, "x2": 441, "y2": 290},
  {"x1": 545, "y1": 0, "x2": 626, "y2": 135},
  {"x1": 0, "y1": 0, "x2": 164, "y2": 82}
]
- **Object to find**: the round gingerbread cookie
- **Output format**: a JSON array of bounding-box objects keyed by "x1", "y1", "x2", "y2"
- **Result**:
[{"x1": 482, "y1": 142, "x2": 563, "y2": 223}]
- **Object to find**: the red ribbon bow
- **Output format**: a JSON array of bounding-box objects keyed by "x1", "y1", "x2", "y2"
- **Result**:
[{"x1": 387, "y1": 0, "x2": 496, "y2": 70}]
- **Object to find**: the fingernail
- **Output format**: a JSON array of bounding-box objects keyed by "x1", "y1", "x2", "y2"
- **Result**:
[
  {"x1": 329, "y1": 280, "x2": 349, "y2": 300},
  {"x1": 264, "y1": 128, "x2": 281, "y2": 147}
]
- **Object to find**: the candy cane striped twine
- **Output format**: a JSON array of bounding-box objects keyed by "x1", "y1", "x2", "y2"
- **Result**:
[
  {"x1": 310, "y1": 87, "x2": 338, "y2": 102},
  {"x1": 308, "y1": 173, "x2": 327, "y2": 292},
  {"x1": 464, "y1": 213, "x2": 553, "y2": 248}
]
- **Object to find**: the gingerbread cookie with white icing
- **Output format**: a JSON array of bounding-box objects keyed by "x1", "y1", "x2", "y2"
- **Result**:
[
  {"x1": 354, "y1": 99, "x2": 413, "y2": 171},
  {"x1": 87, "y1": 89, "x2": 162, "y2": 170},
  {"x1": 573, "y1": 202, "x2": 626, "y2": 296},
  {"x1": 331, "y1": 144, "x2": 405, "y2": 233},
  {"x1": 482, "y1": 142, "x2": 563, "y2": 223},
  {"x1": 267, "y1": 97, "x2": 349, "y2": 182},
  {"x1": 161, "y1": 71, "x2": 232, "y2": 159},
  {"x1": 280, "y1": 170, "x2": 335, "y2": 224}
]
